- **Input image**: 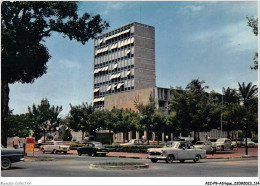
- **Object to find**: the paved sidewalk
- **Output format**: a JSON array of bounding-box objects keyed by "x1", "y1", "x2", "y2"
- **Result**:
[{"x1": 34, "y1": 147, "x2": 258, "y2": 159}]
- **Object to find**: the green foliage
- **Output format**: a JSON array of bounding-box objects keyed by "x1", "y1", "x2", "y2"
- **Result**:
[
  {"x1": 46, "y1": 134, "x2": 53, "y2": 141},
  {"x1": 134, "y1": 93, "x2": 155, "y2": 143},
  {"x1": 69, "y1": 144, "x2": 86, "y2": 150},
  {"x1": 104, "y1": 145, "x2": 162, "y2": 153},
  {"x1": 1, "y1": 1, "x2": 109, "y2": 84},
  {"x1": 62, "y1": 129, "x2": 72, "y2": 141},
  {"x1": 246, "y1": 16, "x2": 258, "y2": 70},
  {"x1": 28, "y1": 98, "x2": 62, "y2": 141},
  {"x1": 1, "y1": 1, "x2": 109, "y2": 146},
  {"x1": 6, "y1": 113, "x2": 31, "y2": 137},
  {"x1": 67, "y1": 102, "x2": 94, "y2": 137}
]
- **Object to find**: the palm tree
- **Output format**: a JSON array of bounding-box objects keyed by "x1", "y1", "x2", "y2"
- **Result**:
[
  {"x1": 222, "y1": 87, "x2": 239, "y2": 104},
  {"x1": 186, "y1": 78, "x2": 209, "y2": 91},
  {"x1": 238, "y1": 82, "x2": 258, "y2": 106}
]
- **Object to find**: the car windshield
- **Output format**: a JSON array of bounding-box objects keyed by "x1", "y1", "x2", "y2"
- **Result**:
[
  {"x1": 216, "y1": 139, "x2": 225, "y2": 142},
  {"x1": 93, "y1": 143, "x2": 103, "y2": 147},
  {"x1": 164, "y1": 141, "x2": 179, "y2": 148},
  {"x1": 195, "y1": 142, "x2": 204, "y2": 145},
  {"x1": 56, "y1": 142, "x2": 65, "y2": 145}
]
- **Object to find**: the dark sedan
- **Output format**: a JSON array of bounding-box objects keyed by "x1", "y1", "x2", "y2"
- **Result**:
[
  {"x1": 77, "y1": 142, "x2": 109, "y2": 157},
  {"x1": 1, "y1": 145, "x2": 24, "y2": 170}
]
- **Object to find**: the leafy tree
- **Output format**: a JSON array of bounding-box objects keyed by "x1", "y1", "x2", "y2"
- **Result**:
[
  {"x1": 1, "y1": 1, "x2": 109, "y2": 146},
  {"x1": 134, "y1": 94, "x2": 155, "y2": 144},
  {"x1": 152, "y1": 111, "x2": 167, "y2": 144},
  {"x1": 62, "y1": 128, "x2": 72, "y2": 141},
  {"x1": 6, "y1": 113, "x2": 31, "y2": 137},
  {"x1": 247, "y1": 16, "x2": 258, "y2": 70},
  {"x1": 169, "y1": 79, "x2": 211, "y2": 141},
  {"x1": 67, "y1": 102, "x2": 94, "y2": 140},
  {"x1": 28, "y1": 98, "x2": 63, "y2": 141}
]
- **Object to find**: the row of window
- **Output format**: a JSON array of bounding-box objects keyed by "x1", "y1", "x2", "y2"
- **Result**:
[
  {"x1": 95, "y1": 37, "x2": 134, "y2": 54},
  {"x1": 94, "y1": 58, "x2": 135, "y2": 74},
  {"x1": 94, "y1": 25, "x2": 134, "y2": 47},
  {"x1": 94, "y1": 69, "x2": 134, "y2": 83},
  {"x1": 94, "y1": 47, "x2": 134, "y2": 65},
  {"x1": 94, "y1": 55, "x2": 134, "y2": 69},
  {"x1": 94, "y1": 86, "x2": 135, "y2": 100},
  {"x1": 94, "y1": 79, "x2": 135, "y2": 94},
  {"x1": 94, "y1": 75, "x2": 134, "y2": 88}
]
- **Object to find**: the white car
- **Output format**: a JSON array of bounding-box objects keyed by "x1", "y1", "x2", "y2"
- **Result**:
[
  {"x1": 240, "y1": 138, "x2": 256, "y2": 148},
  {"x1": 40, "y1": 141, "x2": 70, "y2": 154},
  {"x1": 194, "y1": 141, "x2": 216, "y2": 154},
  {"x1": 212, "y1": 138, "x2": 234, "y2": 151},
  {"x1": 147, "y1": 141, "x2": 206, "y2": 163},
  {"x1": 120, "y1": 139, "x2": 146, "y2": 146}
]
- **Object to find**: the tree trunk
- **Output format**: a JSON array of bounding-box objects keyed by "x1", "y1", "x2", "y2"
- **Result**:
[{"x1": 1, "y1": 81, "x2": 9, "y2": 147}]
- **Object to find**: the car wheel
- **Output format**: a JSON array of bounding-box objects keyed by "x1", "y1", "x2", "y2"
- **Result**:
[
  {"x1": 101, "y1": 154, "x2": 106, "y2": 157},
  {"x1": 179, "y1": 160, "x2": 185, "y2": 163},
  {"x1": 221, "y1": 146, "x2": 224, "y2": 151},
  {"x1": 53, "y1": 149, "x2": 57, "y2": 154},
  {"x1": 78, "y1": 152, "x2": 82, "y2": 156},
  {"x1": 230, "y1": 146, "x2": 234, "y2": 150},
  {"x1": 1, "y1": 158, "x2": 12, "y2": 170},
  {"x1": 64, "y1": 151, "x2": 67, "y2": 154},
  {"x1": 166, "y1": 154, "x2": 174, "y2": 163},
  {"x1": 91, "y1": 152, "x2": 96, "y2": 157},
  {"x1": 151, "y1": 159, "x2": 158, "y2": 163},
  {"x1": 193, "y1": 155, "x2": 200, "y2": 163}
]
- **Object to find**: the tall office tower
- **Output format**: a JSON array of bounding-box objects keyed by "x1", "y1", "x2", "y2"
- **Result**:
[{"x1": 93, "y1": 22, "x2": 155, "y2": 109}]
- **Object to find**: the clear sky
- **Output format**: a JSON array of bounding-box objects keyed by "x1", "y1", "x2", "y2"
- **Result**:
[{"x1": 9, "y1": 1, "x2": 258, "y2": 117}]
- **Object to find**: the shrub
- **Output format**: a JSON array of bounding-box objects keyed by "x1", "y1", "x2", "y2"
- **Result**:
[
  {"x1": 104, "y1": 145, "x2": 162, "y2": 153},
  {"x1": 69, "y1": 144, "x2": 85, "y2": 150}
]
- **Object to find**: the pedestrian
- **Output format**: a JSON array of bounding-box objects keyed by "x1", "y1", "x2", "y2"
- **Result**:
[{"x1": 12, "y1": 135, "x2": 20, "y2": 149}]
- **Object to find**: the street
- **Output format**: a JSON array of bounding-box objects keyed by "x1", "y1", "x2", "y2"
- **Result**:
[{"x1": 2, "y1": 152, "x2": 258, "y2": 177}]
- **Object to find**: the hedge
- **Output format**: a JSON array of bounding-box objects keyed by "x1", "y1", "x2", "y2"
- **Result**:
[
  {"x1": 69, "y1": 144, "x2": 86, "y2": 150},
  {"x1": 104, "y1": 145, "x2": 163, "y2": 153}
]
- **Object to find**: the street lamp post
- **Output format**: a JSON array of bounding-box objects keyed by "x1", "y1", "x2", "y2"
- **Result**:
[
  {"x1": 220, "y1": 94, "x2": 223, "y2": 138},
  {"x1": 244, "y1": 118, "x2": 248, "y2": 155}
]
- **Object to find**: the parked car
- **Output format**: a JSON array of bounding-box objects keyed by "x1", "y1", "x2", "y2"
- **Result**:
[
  {"x1": 77, "y1": 142, "x2": 109, "y2": 156},
  {"x1": 194, "y1": 141, "x2": 216, "y2": 154},
  {"x1": 240, "y1": 138, "x2": 256, "y2": 148},
  {"x1": 120, "y1": 139, "x2": 146, "y2": 146},
  {"x1": 212, "y1": 138, "x2": 234, "y2": 151},
  {"x1": 1, "y1": 145, "x2": 24, "y2": 170},
  {"x1": 40, "y1": 141, "x2": 70, "y2": 154},
  {"x1": 147, "y1": 141, "x2": 206, "y2": 163},
  {"x1": 231, "y1": 139, "x2": 243, "y2": 147}
]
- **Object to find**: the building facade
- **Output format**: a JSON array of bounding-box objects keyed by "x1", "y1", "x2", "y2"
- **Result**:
[{"x1": 93, "y1": 22, "x2": 155, "y2": 109}]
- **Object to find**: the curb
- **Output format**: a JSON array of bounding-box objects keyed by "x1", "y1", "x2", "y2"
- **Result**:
[{"x1": 89, "y1": 163, "x2": 149, "y2": 169}]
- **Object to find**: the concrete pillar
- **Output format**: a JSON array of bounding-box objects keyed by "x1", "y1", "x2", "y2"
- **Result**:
[
  {"x1": 171, "y1": 133, "x2": 173, "y2": 141},
  {"x1": 152, "y1": 132, "x2": 155, "y2": 142},
  {"x1": 129, "y1": 131, "x2": 132, "y2": 140},
  {"x1": 162, "y1": 132, "x2": 165, "y2": 142},
  {"x1": 136, "y1": 131, "x2": 140, "y2": 139},
  {"x1": 144, "y1": 131, "x2": 147, "y2": 140},
  {"x1": 121, "y1": 132, "x2": 124, "y2": 142}
]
